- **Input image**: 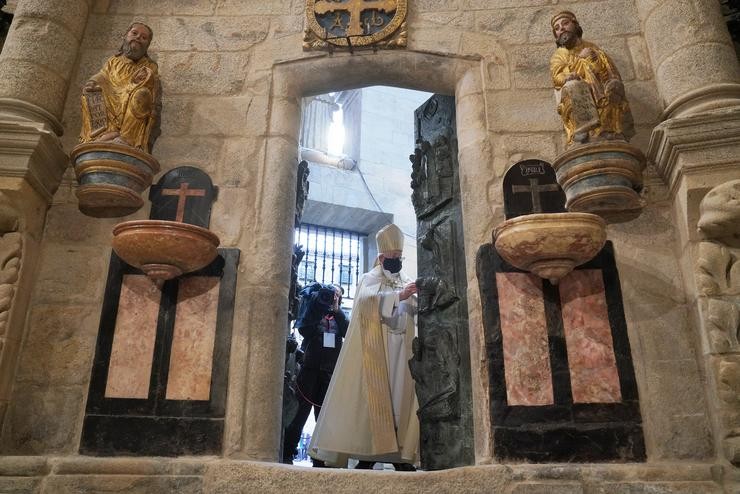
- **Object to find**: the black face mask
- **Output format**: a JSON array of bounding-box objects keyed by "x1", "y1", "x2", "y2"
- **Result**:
[{"x1": 382, "y1": 257, "x2": 402, "y2": 274}]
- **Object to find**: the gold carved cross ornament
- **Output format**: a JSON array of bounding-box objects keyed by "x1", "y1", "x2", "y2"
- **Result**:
[
  {"x1": 314, "y1": 0, "x2": 397, "y2": 37},
  {"x1": 304, "y1": 0, "x2": 407, "y2": 49}
]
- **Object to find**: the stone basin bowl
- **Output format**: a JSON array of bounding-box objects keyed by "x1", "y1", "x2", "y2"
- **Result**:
[
  {"x1": 71, "y1": 142, "x2": 160, "y2": 218},
  {"x1": 112, "y1": 220, "x2": 220, "y2": 280},
  {"x1": 493, "y1": 212, "x2": 607, "y2": 284}
]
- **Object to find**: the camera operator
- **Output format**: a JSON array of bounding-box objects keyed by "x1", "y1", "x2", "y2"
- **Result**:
[{"x1": 282, "y1": 283, "x2": 348, "y2": 467}]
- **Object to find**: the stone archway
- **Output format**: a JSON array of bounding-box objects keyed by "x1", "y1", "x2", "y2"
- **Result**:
[{"x1": 224, "y1": 49, "x2": 496, "y2": 464}]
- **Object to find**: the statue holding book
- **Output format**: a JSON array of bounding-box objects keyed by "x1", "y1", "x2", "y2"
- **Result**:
[
  {"x1": 71, "y1": 22, "x2": 161, "y2": 217},
  {"x1": 79, "y1": 22, "x2": 160, "y2": 151},
  {"x1": 549, "y1": 11, "x2": 645, "y2": 223}
]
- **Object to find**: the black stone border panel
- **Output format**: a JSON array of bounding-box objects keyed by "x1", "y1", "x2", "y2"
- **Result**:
[
  {"x1": 81, "y1": 248, "x2": 240, "y2": 457},
  {"x1": 476, "y1": 241, "x2": 645, "y2": 462}
]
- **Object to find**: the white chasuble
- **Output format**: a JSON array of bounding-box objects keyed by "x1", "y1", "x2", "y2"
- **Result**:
[{"x1": 309, "y1": 265, "x2": 419, "y2": 465}]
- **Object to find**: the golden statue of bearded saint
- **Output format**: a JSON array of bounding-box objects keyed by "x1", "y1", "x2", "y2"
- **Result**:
[
  {"x1": 79, "y1": 22, "x2": 160, "y2": 152},
  {"x1": 549, "y1": 12, "x2": 634, "y2": 147}
]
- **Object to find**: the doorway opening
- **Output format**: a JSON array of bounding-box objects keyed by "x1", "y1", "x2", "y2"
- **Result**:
[{"x1": 283, "y1": 86, "x2": 432, "y2": 468}]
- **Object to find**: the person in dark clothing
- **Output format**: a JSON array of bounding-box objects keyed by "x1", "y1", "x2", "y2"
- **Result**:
[{"x1": 282, "y1": 283, "x2": 348, "y2": 467}]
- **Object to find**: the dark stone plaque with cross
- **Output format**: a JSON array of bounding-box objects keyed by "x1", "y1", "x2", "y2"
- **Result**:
[
  {"x1": 503, "y1": 159, "x2": 566, "y2": 219},
  {"x1": 80, "y1": 164, "x2": 239, "y2": 457},
  {"x1": 149, "y1": 166, "x2": 218, "y2": 228}
]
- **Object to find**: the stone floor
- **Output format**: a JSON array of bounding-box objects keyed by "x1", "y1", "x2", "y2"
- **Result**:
[{"x1": 0, "y1": 456, "x2": 736, "y2": 493}]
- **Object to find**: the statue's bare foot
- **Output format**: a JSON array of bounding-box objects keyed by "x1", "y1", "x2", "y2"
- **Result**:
[
  {"x1": 112, "y1": 136, "x2": 134, "y2": 147},
  {"x1": 97, "y1": 131, "x2": 120, "y2": 142},
  {"x1": 574, "y1": 131, "x2": 589, "y2": 143}
]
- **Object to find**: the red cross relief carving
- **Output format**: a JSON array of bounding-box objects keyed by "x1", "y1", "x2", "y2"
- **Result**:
[{"x1": 161, "y1": 183, "x2": 206, "y2": 222}]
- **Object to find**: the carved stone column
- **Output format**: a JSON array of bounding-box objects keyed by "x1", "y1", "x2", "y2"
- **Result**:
[
  {"x1": 647, "y1": 101, "x2": 740, "y2": 470},
  {"x1": 0, "y1": 0, "x2": 87, "y2": 436},
  {"x1": 0, "y1": 125, "x2": 66, "y2": 434},
  {"x1": 223, "y1": 90, "x2": 301, "y2": 460},
  {"x1": 636, "y1": 0, "x2": 740, "y2": 118},
  {"x1": 639, "y1": 0, "x2": 740, "y2": 257},
  {"x1": 0, "y1": 0, "x2": 90, "y2": 131}
]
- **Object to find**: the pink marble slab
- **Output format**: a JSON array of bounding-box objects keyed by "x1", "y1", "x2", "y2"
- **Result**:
[
  {"x1": 105, "y1": 275, "x2": 161, "y2": 399},
  {"x1": 165, "y1": 276, "x2": 220, "y2": 401},
  {"x1": 496, "y1": 272, "x2": 554, "y2": 406},
  {"x1": 559, "y1": 270, "x2": 622, "y2": 403}
]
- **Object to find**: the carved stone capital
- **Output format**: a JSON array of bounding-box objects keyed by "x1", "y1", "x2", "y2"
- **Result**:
[
  {"x1": 0, "y1": 119, "x2": 68, "y2": 205},
  {"x1": 647, "y1": 107, "x2": 740, "y2": 201},
  {"x1": 0, "y1": 98, "x2": 64, "y2": 136},
  {"x1": 662, "y1": 83, "x2": 740, "y2": 120}
]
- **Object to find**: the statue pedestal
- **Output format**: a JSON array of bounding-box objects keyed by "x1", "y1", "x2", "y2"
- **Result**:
[
  {"x1": 112, "y1": 220, "x2": 220, "y2": 280},
  {"x1": 552, "y1": 140, "x2": 646, "y2": 223},
  {"x1": 493, "y1": 212, "x2": 607, "y2": 284},
  {"x1": 71, "y1": 142, "x2": 160, "y2": 218}
]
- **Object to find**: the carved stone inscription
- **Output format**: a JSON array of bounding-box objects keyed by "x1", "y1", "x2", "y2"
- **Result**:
[{"x1": 409, "y1": 94, "x2": 474, "y2": 470}]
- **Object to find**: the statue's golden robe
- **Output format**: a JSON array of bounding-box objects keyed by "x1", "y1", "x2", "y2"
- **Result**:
[
  {"x1": 80, "y1": 55, "x2": 159, "y2": 151},
  {"x1": 550, "y1": 40, "x2": 634, "y2": 146}
]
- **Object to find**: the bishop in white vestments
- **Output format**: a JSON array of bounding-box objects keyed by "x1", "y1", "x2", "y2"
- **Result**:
[{"x1": 309, "y1": 224, "x2": 420, "y2": 468}]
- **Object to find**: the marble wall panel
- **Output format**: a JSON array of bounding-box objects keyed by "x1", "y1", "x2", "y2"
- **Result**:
[
  {"x1": 559, "y1": 270, "x2": 621, "y2": 404},
  {"x1": 166, "y1": 277, "x2": 220, "y2": 401},
  {"x1": 496, "y1": 272, "x2": 553, "y2": 406},
  {"x1": 105, "y1": 275, "x2": 160, "y2": 399}
]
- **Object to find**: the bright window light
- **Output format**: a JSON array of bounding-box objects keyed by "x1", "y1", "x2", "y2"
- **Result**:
[{"x1": 327, "y1": 108, "x2": 345, "y2": 156}]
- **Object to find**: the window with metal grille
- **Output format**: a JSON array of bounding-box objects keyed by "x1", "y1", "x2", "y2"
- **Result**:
[
  {"x1": 339, "y1": 264, "x2": 352, "y2": 285},
  {"x1": 294, "y1": 224, "x2": 366, "y2": 306},
  {"x1": 302, "y1": 260, "x2": 317, "y2": 282}
]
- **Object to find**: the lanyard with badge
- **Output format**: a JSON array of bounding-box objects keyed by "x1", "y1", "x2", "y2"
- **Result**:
[{"x1": 323, "y1": 315, "x2": 336, "y2": 348}]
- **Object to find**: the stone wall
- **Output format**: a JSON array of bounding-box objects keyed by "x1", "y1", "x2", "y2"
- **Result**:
[{"x1": 0, "y1": 0, "x2": 737, "y2": 490}]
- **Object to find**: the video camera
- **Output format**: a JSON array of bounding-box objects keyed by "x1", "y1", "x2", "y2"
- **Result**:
[
  {"x1": 295, "y1": 282, "x2": 338, "y2": 328},
  {"x1": 314, "y1": 284, "x2": 337, "y2": 308}
]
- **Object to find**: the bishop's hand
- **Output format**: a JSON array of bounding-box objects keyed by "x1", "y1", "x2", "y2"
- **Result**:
[{"x1": 399, "y1": 282, "x2": 417, "y2": 301}]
